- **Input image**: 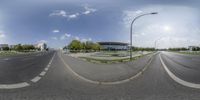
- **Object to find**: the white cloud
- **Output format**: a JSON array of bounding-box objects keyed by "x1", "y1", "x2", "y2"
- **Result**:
[
  {"x1": 74, "y1": 36, "x2": 80, "y2": 40},
  {"x1": 81, "y1": 38, "x2": 92, "y2": 42},
  {"x1": 122, "y1": 5, "x2": 200, "y2": 48},
  {"x1": 68, "y1": 13, "x2": 80, "y2": 19},
  {"x1": 0, "y1": 33, "x2": 5, "y2": 38},
  {"x1": 88, "y1": 38, "x2": 92, "y2": 41},
  {"x1": 65, "y1": 33, "x2": 71, "y2": 37},
  {"x1": 49, "y1": 10, "x2": 67, "y2": 17},
  {"x1": 51, "y1": 37, "x2": 58, "y2": 40},
  {"x1": 49, "y1": 5, "x2": 97, "y2": 20},
  {"x1": 52, "y1": 29, "x2": 60, "y2": 33},
  {"x1": 37, "y1": 40, "x2": 47, "y2": 43},
  {"x1": 135, "y1": 10, "x2": 143, "y2": 14},
  {"x1": 60, "y1": 33, "x2": 71, "y2": 40},
  {"x1": 82, "y1": 5, "x2": 97, "y2": 15},
  {"x1": 50, "y1": 10, "x2": 80, "y2": 20}
]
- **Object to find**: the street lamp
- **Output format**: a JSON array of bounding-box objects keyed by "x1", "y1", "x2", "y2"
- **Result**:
[
  {"x1": 154, "y1": 37, "x2": 162, "y2": 50},
  {"x1": 130, "y1": 12, "x2": 158, "y2": 60}
]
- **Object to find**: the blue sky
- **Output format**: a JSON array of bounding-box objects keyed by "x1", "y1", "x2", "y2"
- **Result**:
[{"x1": 0, "y1": 0, "x2": 200, "y2": 48}]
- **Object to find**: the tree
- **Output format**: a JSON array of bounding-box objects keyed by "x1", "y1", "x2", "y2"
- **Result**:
[
  {"x1": 91, "y1": 43, "x2": 100, "y2": 51},
  {"x1": 63, "y1": 46, "x2": 68, "y2": 50},
  {"x1": 66, "y1": 40, "x2": 101, "y2": 52},
  {"x1": 14, "y1": 44, "x2": 23, "y2": 51},
  {"x1": 2, "y1": 47, "x2": 9, "y2": 51},
  {"x1": 68, "y1": 40, "x2": 82, "y2": 51},
  {"x1": 85, "y1": 41, "x2": 92, "y2": 50},
  {"x1": 22, "y1": 44, "x2": 35, "y2": 50},
  {"x1": 133, "y1": 47, "x2": 155, "y2": 51},
  {"x1": 168, "y1": 47, "x2": 188, "y2": 51}
]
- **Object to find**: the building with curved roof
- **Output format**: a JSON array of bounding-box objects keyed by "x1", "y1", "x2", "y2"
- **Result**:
[{"x1": 98, "y1": 42, "x2": 128, "y2": 50}]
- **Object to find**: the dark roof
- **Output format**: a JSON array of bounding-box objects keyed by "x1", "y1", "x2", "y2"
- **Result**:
[{"x1": 97, "y1": 42, "x2": 128, "y2": 45}]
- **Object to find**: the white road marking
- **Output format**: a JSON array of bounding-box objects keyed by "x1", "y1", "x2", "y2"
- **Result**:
[
  {"x1": 44, "y1": 68, "x2": 48, "y2": 71},
  {"x1": 0, "y1": 82, "x2": 29, "y2": 89},
  {"x1": 159, "y1": 53, "x2": 200, "y2": 89},
  {"x1": 59, "y1": 52, "x2": 154, "y2": 85},
  {"x1": 31, "y1": 76, "x2": 41, "y2": 83},
  {"x1": 0, "y1": 52, "x2": 56, "y2": 89},
  {"x1": 39, "y1": 71, "x2": 46, "y2": 76},
  {"x1": 3, "y1": 58, "x2": 10, "y2": 60},
  {"x1": 29, "y1": 53, "x2": 55, "y2": 84}
]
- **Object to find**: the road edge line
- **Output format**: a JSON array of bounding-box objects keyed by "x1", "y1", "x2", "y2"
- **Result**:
[
  {"x1": 159, "y1": 53, "x2": 200, "y2": 89},
  {"x1": 59, "y1": 52, "x2": 155, "y2": 85}
]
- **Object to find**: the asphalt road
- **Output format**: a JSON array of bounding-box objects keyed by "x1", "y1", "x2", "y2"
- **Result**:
[
  {"x1": 161, "y1": 51, "x2": 200, "y2": 84},
  {"x1": 0, "y1": 51, "x2": 199, "y2": 100},
  {"x1": 0, "y1": 51, "x2": 55, "y2": 84}
]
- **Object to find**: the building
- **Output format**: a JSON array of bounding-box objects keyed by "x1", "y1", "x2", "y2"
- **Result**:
[
  {"x1": 9, "y1": 45, "x2": 16, "y2": 49},
  {"x1": 98, "y1": 42, "x2": 128, "y2": 51},
  {"x1": 35, "y1": 43, "x2": 47, "y2": 51},
  {"x1": 0, "y1": 44, "x2": 9, "y2": 51},
  {"x1": 188, "y1": 46, "x2": 200, "y2": 51}
]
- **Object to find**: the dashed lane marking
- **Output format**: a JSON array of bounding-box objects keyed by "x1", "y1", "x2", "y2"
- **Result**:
[
  {"x1": 0, "y1": 52, "x2": 56, "y2": 89},
  {"x1": 39, "y1": 71, "x2": 46, "y2": 76}
]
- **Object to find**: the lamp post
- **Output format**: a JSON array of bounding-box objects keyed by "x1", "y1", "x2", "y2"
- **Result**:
[
  {"x1": 154, "y1": 37, "x2": 162, "y2": 50},
  {"x1": 130, "y1": 12, "x2": 158, "y2": 60}
]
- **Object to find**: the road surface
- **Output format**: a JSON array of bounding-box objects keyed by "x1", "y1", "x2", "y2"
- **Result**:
[{"x1": 0, "y1": 51, "x2": 199, "y2": 100}]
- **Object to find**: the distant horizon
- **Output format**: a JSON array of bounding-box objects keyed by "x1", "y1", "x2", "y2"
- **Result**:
[{"x1": 1, "y1": 40, "x2": 198, "y2": 49}]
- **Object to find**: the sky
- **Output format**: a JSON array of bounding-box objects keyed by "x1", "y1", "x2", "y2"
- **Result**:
[{"x1": 0, "y1": 0, "x2": 200, "y2": 48}]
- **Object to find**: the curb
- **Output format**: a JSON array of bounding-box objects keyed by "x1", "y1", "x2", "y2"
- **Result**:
[
  {"x1": 59, "y1": 52, "x2": 156, "y2": 85},
  {"x1": 159, "y1": 53, "x2": 200, "y2": 89}
]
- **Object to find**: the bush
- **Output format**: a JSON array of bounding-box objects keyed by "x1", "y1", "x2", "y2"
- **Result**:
[{"x1": 2, "y1": 47, "x2": 9, "y2": 51}]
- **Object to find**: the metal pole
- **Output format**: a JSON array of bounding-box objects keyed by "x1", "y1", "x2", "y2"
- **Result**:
[{"x1": 130, "y1": 12, "x2": 158, "y2": 60}]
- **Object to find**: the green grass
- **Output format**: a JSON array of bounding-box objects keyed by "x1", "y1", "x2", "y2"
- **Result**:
[
  {"x1": 0, "y1": 50, "x2": 38, "y2": 57},
  {"x1": 0, "y1": 51, "x2": 19, "y2": 56},
  {"x1": 173, "y1": 51, "x2": 200, "y2": 55},
  {"x1": 79, "y1": 52, "x2": 153, "y2": 64}
]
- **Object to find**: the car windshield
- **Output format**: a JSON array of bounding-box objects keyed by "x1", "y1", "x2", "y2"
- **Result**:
[{"x1": 0, "y1": 0, "x2": 200, "y2": 100}]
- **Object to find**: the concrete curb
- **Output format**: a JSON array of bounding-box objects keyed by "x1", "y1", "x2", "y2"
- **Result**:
[
  {"x1": 59, "y1": 52, "x2": 156, "y2": 85},
  {"x1": 159, "y1": 53, "x2": 200, "y2": 89}
]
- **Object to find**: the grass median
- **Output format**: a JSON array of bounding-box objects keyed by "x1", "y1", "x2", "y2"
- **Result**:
[
  {"x1": 0, "y1": 51, "x2": 19, "y2": 57},
  {"x1": 171, "y1": 51, "x2": 200, "y2": 55},
  {"x1": 79, "y1": 53, "x2": 153, "y2": 64}
]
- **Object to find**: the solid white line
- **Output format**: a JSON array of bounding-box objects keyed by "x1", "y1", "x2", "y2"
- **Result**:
[
  {"x1": 39, "y1": 71, "x2": 46, "y2": 76},
  {"x1": 0, "y1": 82, "x2": 29, "y2": 89},
  {"x1": 59, "y1": 52, "x2": 154, "y2": 85},
  {"x1": 159, "y1": 53, "x2": 200, "y2": 89},
  {"x1": 31, "y1": 76, "x2": 41, "y2": 83}
]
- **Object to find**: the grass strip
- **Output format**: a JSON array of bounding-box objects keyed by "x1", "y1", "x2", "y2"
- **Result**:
[{"x1": 79, "y1": 53, "x2": 153, "y2": 64}]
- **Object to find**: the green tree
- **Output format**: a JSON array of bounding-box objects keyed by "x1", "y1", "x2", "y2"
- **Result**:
[
  {"x1": 91, "y1": 43, "x2": 100, "y2": 51},
  {"x1": 14, "y1": 44, "x2": 23, "y2": 51},
  {"x1": 2, "y1": 47, "x2": 9, "y2": 51},
  {"x1": 22, "y1": 44, "x2": 35, "y2": 50},
  {"x1": 68, "y1": 40, "x2": 82, "y2": 51},
  {"x1": 84, "y1": 41, "x2": 92, "y2": 50}
]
